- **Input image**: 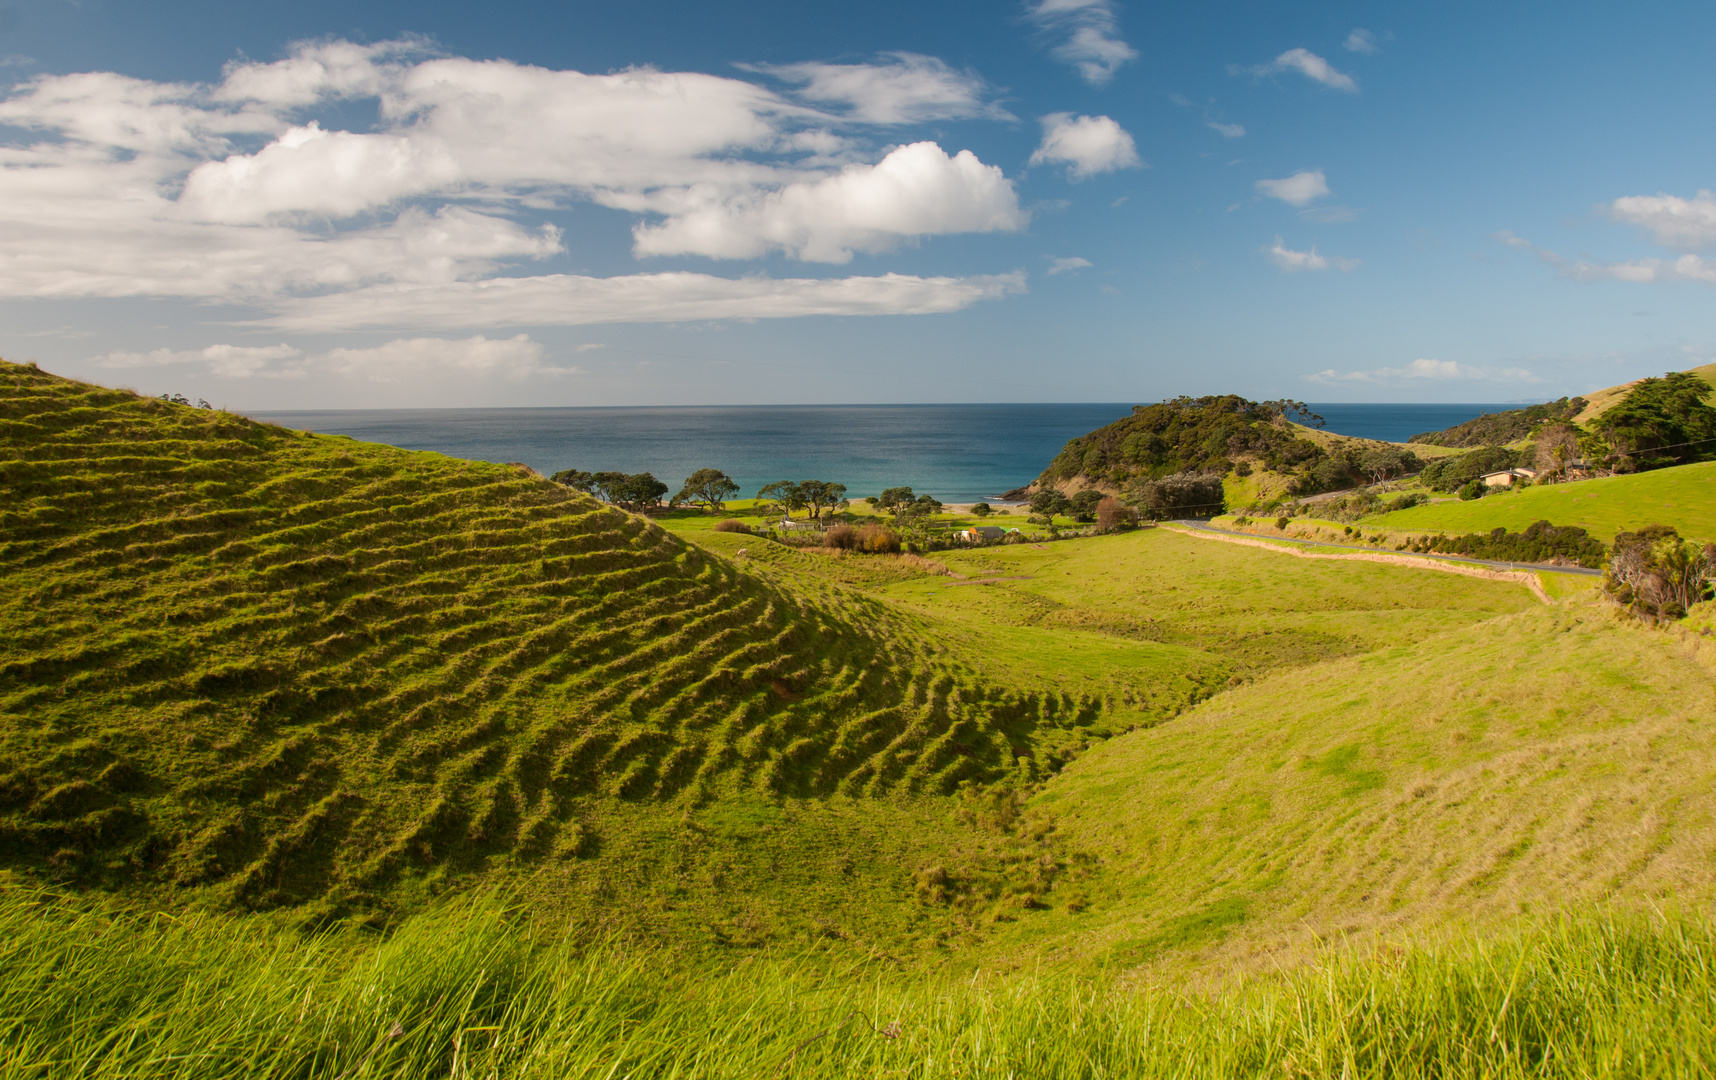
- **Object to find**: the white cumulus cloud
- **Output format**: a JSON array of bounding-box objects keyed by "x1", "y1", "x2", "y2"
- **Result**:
[
  {"x1": 1029, "y1": 113, "x2": 1141, "y2": 179},
  {"x1": 1266, "y1": 236, "x2": 1358, "y2": 272},
  {"x1": 1248, "y1": 48, "x2": 1358, "y2": 92},
  {"x1": 1255, "y1": 169, "x2": 1330, "y2": 207},
  {"x1": 740, "y1": 53, "x2": 1011, "y2": 124},
  {"x1": 1607, "y1": 190, "x2": 1716, "y2": 250},
  {"x1": 630, "y1": 141, "x2": 1026, "y2": 262},
  {"x1": 1308, "y1": 358, "x2": 1540, "y2": 384},
  {"x1": 1025, "y1": 0, "x2": 1138, "y2": 86},
  {"x1": 0, "y1": 40, "x2": 1029, "y2": 328}
]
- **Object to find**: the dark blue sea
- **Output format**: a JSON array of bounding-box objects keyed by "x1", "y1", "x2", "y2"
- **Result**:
[{"x1": 246, "y1": 402, "x2": 1515, "y2": 503}]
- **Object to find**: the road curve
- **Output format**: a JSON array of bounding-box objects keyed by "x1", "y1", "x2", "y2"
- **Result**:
[{"x1": 1170, "y1": 520, "x2": 1603, "y2": 577}]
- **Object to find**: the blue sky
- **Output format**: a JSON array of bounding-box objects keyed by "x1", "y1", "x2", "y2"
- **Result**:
[{"x1": 2, "y1": 0, "x2": 1713, "y2": 407}]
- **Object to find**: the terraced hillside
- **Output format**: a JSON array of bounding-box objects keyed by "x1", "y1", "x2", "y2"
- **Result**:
[{"x1": 0, "y1": 361, "x2": 1078, "y2": 920}]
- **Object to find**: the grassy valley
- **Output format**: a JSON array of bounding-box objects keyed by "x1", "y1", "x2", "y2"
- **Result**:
[{"x1": 4, "y1": 359, "x2": 1716, "y2": 1076}]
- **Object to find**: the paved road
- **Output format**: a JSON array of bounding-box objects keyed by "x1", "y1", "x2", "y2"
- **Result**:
[{"x1": 1171, "y1": 520, "x2": 1603, "y2": 577}]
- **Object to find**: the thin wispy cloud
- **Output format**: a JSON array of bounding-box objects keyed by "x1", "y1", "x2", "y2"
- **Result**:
[
  {"x1": 1343, "y1": 29, "x2": 1387, "y2": 55},
  {"x1": 739, "y1": 52, "x2": 1014, "y2": 124},
  {"x1": 1169, "y1": 93, "x2": 1245, "y2": 138},
  {"x1": 1025, "y1": 0, "x2": 1137, "y2": 86},
  {"x1": 1046, "y1": 255, "x2": 1092, "y2": 275},
  {"x1": 1308, "y1": 358, "x2": 1540, "y2": 384},
  {"x1": 1256, "y1": 170, "x2": 1330, "y2": 207},
  {"x1": 90, "y1": 335, "x2": 573, "y2": 381},
  {"x1": 1241, "y1": 48, "x2": 1358, "y2": 92},
  {"x1": 1496, "y1": 229, "x2": 1716, "y2": 286},
  {"x1": 1266, "y1": 236, "x2": 1357, "y2": 272}
]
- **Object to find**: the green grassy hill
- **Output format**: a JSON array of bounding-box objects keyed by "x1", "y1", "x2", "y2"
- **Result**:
[
  {"x1": 1004, "y1": 600, "x2": 1716, "y2": 972},
  {"x1": 0, "y1": 360, "x2": 1093, "y2": 930},
  {"x1": 1363, "y1": 460, "x2": 1716, "y2": 542}
]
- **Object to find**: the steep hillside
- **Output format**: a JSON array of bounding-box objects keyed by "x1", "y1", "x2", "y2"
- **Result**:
[{"x1": 0, "y1": 361, "x2": 1072, "y2": 922}]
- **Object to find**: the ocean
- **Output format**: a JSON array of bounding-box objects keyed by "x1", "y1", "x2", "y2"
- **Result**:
[{"x1": 247, "y1": 402, "x2": 1515, "y2": 504}]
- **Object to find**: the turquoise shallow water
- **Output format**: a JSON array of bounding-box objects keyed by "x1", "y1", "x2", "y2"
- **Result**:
[{"x1": 247, "y1": 402, "x2": 1513, "y2": 504}]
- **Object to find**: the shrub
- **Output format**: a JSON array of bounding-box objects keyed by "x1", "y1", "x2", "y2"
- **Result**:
[
  {"x1": 1276, "y1": 517, "x2": 1290, "y2": 530},
  {"x1": 1457, "y1": 479, "x2": 1485, "y2": 500},
  {"x1": 1386, "y1": 492, "x2": 1427, "y2": 511},
  {"x1": 825, "y1": 524, "x2": 858, "y2": 549},
  {"x1": 971, "y1": 502, "x2": 991, "y2": 516},
  {"x1": 1409, "y1": 520, "x2": 1607, "y2": 569},
  {"x1": 856, "y1": 524, "x2": 901, "y2": 554},
  {"x1": 711, "y1": 518, "x2": 750, "y2": 534},
  {"x1": 1095, "y1": 497, "x2": 1137, "y2": 532},
  {"x1": 1604, "y1": 524, "x2": 1716, "y2": 619}
]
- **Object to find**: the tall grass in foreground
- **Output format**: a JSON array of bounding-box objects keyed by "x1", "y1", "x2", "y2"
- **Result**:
[{"x1": 1, "y1": 884, "x2": 1710, "y2": 1079}]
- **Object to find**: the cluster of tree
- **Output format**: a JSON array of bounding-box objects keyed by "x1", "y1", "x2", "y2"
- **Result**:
[
  {"x1": 1408, "y1": 397, "x2": 1587, "y2": 447},
  {"x1": 1291, "y1": 444, "x2": 1423, "y2": 495},
  {"x1": 1133, "y1": 471, "x2": 1226, "y2": 520},
  {"x1": 1595, "y1": 372, "x2": 1716, "y2": 470},
  {"x1": 1403, "y1": 520, "x2": 1607, "y2": 569},
  {"x1": 759, "y1": 479, "x2": 848, "y2": 519},
  {"x1": 549, "y1": 468, "x2": 669, "y2": 509},
  {"x1": 1419, "y1": 447, "x2": 1524, "y2": 493},
  {"x1": 1027, "y1": 488, "x2": 1105, "y2": 522},
  {"x1": 869, "y1": 486, "x2": 942, "y2": 521},
  {"x1": 1603, "y1": 524, "x2": 1715, "y2": 620},
  {"x1": 158, "y1": 392, "x2": 213, "y2": 409}
]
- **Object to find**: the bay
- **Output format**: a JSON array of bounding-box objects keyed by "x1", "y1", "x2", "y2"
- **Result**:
[{"x1": 247, "y1": 401, "x2": 1519, "y2": 503}]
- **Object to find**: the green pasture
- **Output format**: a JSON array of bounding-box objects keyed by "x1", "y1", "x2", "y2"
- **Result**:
[
  {"x1": 1012, "y1": 601, "x2": 1716, "y2": 971},
  {"x1": 3, "y1": 882, "x2": 1711, "y2": 1079},
  {"x1": 1364, "y1": 460, "x2": 1716, "y2": 542}
]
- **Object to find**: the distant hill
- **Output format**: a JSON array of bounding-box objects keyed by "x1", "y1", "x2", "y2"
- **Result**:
[
  {"x1": 1019, "y1": 395, "x2": 1421, "y2": 509},
  {"x1": 1407, "y1": 397, "x2": 1586, "y2": 447}
]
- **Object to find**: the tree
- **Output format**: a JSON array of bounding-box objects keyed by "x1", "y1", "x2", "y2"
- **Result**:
[
  {"x1": 1598, "y1": 371, "x2": 1716, "y2": 468},
  {"x1": 1533, "y1": 423, "x2": 1583, "y2": 474},
  {"x1": 1029, "y1": 490, "x2": 1070, "y2": 517},
  {"x1": 757, "y1": 480, "x2": 803, "y2": 516},
  {"x1": 589, "y1": 471, "x2": 629, "y2": 503},
  {"x1": 613, "y1": 472, "x2": 668, "y2": 509},
  {"x1": 876, "y1": 486, "x2": 916, "y2": 512},
  {"x1": 550, "y1": 469, "x2": 597, "y2": 494},
  {"x1": 1068, "y1": 490, "x2": 1104, "y2": 522},
  {"x1": 674, "y1": 468, "x2": 740, "y2": 512},
  {"x1": 796, "y1": 480, "x2": 847, "y2": 519},
  {"x1": 1358, "y1": 447, "x2": 1416, "y2": 484}
]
